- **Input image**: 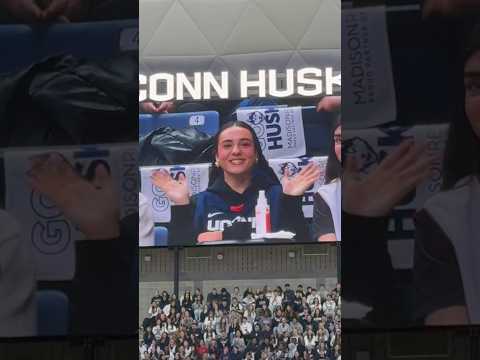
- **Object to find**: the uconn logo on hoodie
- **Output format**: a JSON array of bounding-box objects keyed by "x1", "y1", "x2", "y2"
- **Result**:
[{"x1": 206, "y1": 212, "x2": 256, "y2": 232}]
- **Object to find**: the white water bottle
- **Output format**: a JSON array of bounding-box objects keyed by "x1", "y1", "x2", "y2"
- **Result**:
[{"x1": 255, "y1": 190, "x2": 271, "y2": 235}]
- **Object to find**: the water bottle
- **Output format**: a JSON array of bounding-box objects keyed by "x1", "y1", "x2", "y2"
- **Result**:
[{"x1": 255, "y1": 190, "x2": 271, "y2": 235}]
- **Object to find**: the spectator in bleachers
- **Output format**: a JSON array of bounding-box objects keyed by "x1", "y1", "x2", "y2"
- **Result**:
[
  {"x1": 207, "y1": 288, "x2": 219, "y2": 304},
  {"x1": 284, "y1": 283, "x2": 296, "y2": 305},
  {"x1": 140, "y1": 283, "x2": 341, "y2": 359},
  {"x1": 220, "y1": 288, "x2": 231, "y2": 307},
  {"x1": 232, "y1": 286, "x2": 241, "y2": 300},
  {"x1": 151, "y1": 121, "x2": 320, "y2": 244},
  {"x1": 151, "y1": 290, "x2": 162, "y2": 305},
  {"x1": 182, "y1": 290, "x2": 194, "y2": 309},
  {"x1": 194, "y1": 288, "x2": 204, "y2": 303}
]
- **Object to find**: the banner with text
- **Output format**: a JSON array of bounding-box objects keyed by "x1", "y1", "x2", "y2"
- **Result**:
[
  {"x1": 343, "y1": 124, "x2": 449, "y2": 268},
  {"x1": 4, "y1": 143, "x2": 137, "y2": 281},
  {"x1": 236, "y1": 107, "x2": 306, "y2": 159},
  {"x1": 342, "y1": 6, "x2": 396, "y2": 128}
]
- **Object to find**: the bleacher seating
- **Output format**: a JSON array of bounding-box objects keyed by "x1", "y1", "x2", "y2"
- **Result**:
[
  {"x1": 36, "y1": 290, "x2": 69, "y2": 336},
  {"x1": 154, "y1": 226, "x2": 169, "y2": 247},
  {"x1": 139, "y1": 111, "x2": 220, "y2": 138},
  {"x1": 0, "y1": 20, "x2": 138, "y2": 74}
]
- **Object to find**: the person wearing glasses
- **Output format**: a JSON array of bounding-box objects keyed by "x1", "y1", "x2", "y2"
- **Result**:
[{"x1": 312, "y1": 114, "x2": 341, "y2": 242}]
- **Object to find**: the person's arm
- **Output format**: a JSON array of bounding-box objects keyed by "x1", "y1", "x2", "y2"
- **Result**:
[
  {"x1": 279, "y1": 193, "x2": 311, "y2": 241},
  {"x1": 279, "y1": 163, "x2": 321, "y2": 241},
  {"x1": 168, "y1": 200, "x2": 198, "y2": 246},
  {"x1": 413, "y1": 210, "x2": 468, "y2": 325},
  {"x1": 139, "y1": 192, "x2": 155, "y2": 246},
  {"x1": 342, "y1": 212, "x2": 397, "y2": 315},
  {"x1": 140, "y1": 101, "x2": 175, "y2": 114},
  {"x1": 341, "y1": 142, "x2": 433, "y2": 326},
  {"x1": 151, "y1": 170, "x2": 202, "y2": 245},
  {"x1": 71, "y1": 213, "x2": 137, "y2": 335},
  {"x1": 0, "y1": 211, "x2": 36, "y2": 337},
  {"x1": 312, "y1": 193, "x2": 335, "y2": 242},
  {"x1": 316, "y1": 96, "x2": 341, "y2": 112}
]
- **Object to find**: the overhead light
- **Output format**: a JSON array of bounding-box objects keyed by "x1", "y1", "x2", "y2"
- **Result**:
[
  {"x1": 216, "y1": 253, "x2": 224, "y2": 261},
  {"x1": 144, "y1": 255, "x2": 152, "y2": 262},
  {"x1": 288, "y1": 251, "x2": 296, "y2": 258}
]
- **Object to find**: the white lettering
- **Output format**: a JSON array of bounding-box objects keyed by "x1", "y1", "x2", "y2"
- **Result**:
[
  {"x1": 139, "y1": 74, "x2": 147, "y2": 101},
  {"x1": 149, "y1": 73, "x2": 174, "y2": 102},
  {"x1": 268, "y1": 69, "x2": 295, "y2": 97},
  {"x1": 203, "y1": 72, "x2": 229, "y2": 99},
  {"x1": 240, "y1": 70, "x2": 266, "y2": 98},
  {"x1": 325, "y1": 68, "x2": 341, "y2": 95},
  {"x1": 139, "y1": 68, "x2": 337, "y2": 101},
  {"x1": 176, "y1": 72, "x2": 202, "y2": 100},
  {"x1": 297, "y1": 67, "x2": 323, "y2": 97}
]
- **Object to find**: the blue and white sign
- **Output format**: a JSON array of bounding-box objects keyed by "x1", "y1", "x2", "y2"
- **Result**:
[
  {"x1": 236, "y1": 107, "x2": 306, "y2": 159},
  {"x1": 4, "y1": 143, "x2": 137, "y2": 281}
]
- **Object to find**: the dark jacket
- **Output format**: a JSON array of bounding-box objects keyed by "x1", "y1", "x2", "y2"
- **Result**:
[
  {"x1": 169, "y1": 166, "x2": 310, "y2": 245},
  {"x1": 342, "y1": 210, "x2": 465, "y2": 328}
]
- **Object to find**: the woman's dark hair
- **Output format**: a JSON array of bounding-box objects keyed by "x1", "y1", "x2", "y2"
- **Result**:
[
  {"x1": 442, "y1": 22, "x2": 480, "y2": 190},
  {"x1": 325, "y1": 116, "x2": 342, "y2": 184},
  {"x1": 208, "y1": 120, "x2": 278, "y2": 186}
]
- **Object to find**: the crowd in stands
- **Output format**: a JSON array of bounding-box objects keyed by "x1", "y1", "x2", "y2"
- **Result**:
[{"x1": 140, "y1": 284, "x2": 341, "y2": 359}]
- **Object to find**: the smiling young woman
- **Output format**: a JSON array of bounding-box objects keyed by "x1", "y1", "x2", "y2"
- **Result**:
[{"x1": 151, "y1": 121, "x2": 321, "y2": 244}]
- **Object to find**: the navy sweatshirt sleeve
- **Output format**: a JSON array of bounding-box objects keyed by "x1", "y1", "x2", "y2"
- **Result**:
[
  {"x1": 413, "y1": 210, "x2": 465, "y2": 322},
  {"x1": 311, "y1": 193, "x2": 335, "y2": 240},
  {"x1": 342, "y1": 211, "x2": 414, "y2": 327},
  {"x1": 342, "y1": 212, "x2": 393, "y2": 306},
  {"x1": 169, "y1": 202, "x2": 198, "y2": 246},
  {"x1": 279, "y1": 194, "x2": 311, "y2": 242},
  {"x1": 71, "y1": 213, "x2": 138, "y2": 336}
]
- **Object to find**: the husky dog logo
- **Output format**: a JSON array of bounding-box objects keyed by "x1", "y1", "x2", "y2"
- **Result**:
[
  {"x1": 343, "y1": 137, "x2": 387, "y2": 173},
  {"x1": 280, "y1": 162, "x2": 300, "y2": 176},
  {"x1": 247, "y1": 111, "x2": 266, "y2": 138},
  {"x1": 152, "y1": 192, "x2": 170, "y2": 212},
  {"x1": 170, "y1": 166, "x2": 187, "y2": 181}
]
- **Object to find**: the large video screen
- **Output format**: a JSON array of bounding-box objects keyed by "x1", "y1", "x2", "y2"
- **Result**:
[
  {"x1": 138, "y1": 0, "x2": 341, "y2": 247},
  {"x1": 139, "y1": 100, "x2": 341, "y2": 246}
]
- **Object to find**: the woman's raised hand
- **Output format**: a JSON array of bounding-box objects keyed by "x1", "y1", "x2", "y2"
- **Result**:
[
  {"x1": 27, "y1": 153, "x2": 120, "y2": 240},
  {"x1": 343, "y1": 141, "x2": 433, "y2": 217},
  {"x1": 281, "y1": 162, "x2": 321, "y2": 196},
  {"x1": 151, "y1": 169, "x2": 190, "y2": 205},
  {"x1": 317, "y1": 96, "x2": 341, "y2": 112}
]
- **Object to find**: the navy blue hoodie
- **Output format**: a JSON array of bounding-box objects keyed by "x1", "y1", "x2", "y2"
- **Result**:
[{"x1": 168, "y1": 167, "x2": 310, "y2": 245}]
